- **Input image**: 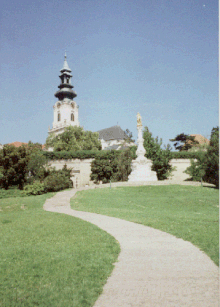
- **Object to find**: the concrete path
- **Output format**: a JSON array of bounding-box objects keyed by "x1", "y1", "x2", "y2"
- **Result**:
[{"x1": 44, "y1": 187, "x2": 219, "y2": 307}]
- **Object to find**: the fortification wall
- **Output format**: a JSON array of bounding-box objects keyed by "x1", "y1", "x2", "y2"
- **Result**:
[{"x1": 49, "y1": 158, "x2": 193, "y2": 187}]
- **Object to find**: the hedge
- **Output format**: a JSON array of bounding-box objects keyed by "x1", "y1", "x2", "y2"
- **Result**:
[
  {"x1": 43, "y1": 149, "x2": 199, "y2": 161},
  {"x1": 43, "y1": 147, "x2": 137, "y2": 161},
  {"x1": 170, "y1": 151, "x2": 200, "y2": 159}
]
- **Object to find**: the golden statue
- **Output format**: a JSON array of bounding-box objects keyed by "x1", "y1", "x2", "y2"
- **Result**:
[{"x1": 137, "y1": 112, "x2": 142, "y2": 126}]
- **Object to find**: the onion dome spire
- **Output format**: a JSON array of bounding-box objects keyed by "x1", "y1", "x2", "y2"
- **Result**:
[
  {"x1": 61, "y1": 51, "x2": 71, "y2": 72},
  {"x1": 54, "y1": 52, "x2": 77, "y2": 100}
]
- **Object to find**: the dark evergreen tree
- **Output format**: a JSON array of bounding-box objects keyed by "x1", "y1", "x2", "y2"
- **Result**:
[{"x1": 170, "y1": 133, "x2": 199, "y2": 151}]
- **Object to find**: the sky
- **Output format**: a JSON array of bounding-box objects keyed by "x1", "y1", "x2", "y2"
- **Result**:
[{"x1": 0, "y1": 0, "x2": 218, "y2": 149}]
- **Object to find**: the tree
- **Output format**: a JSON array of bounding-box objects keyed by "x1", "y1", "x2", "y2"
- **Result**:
[
  {"x1": 90, "y1": 154, "x2": 118, "y2": 183},
  {"x1": 27, "y1": 150, "x2": 49, "y2": 181},
  {"x1": 90, "y1": 148, "x2": 134, "y2": 183},
  {"x1": 45, "y1": 126, "x2": 102, "y2": 151},
  {"x1": 184, "y1": 151, "x2": 206, "y2": 182},
  {"x1": 170, "y1": 133, "x2": 199, "y2": 151},
  {"x1": 124, "y1": 129, "x2": 135, "y2": 143},
  {"x1": 203, "y1": 127, "x2": 219, "y2": 187},
  {"x1": 0, "y1": 145, "x2": 29, "y2": 190},
  {"x1": 143, "y1": 127, "x2": 173, "y2": 180},
  {"x1": 113, "y1": 148, "x2": 133, "y2": 181},
  {"x1": 185, "y1": 127, "x2": 219, "y2": 188},
  {"x1": 0, "y1": 142, "x2": 49, "y2": 190}
]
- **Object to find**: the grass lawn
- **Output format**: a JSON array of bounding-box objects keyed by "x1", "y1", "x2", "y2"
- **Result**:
[
  {"x1": 71, "y1": 185, "x2": 219, "y2": 266},
  {"x1": 0, "y1": 189, "x2": 120, "y2": 307}
]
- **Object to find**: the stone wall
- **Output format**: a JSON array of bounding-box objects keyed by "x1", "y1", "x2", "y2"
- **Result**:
[
  {"x1": 49, "y1": 158, "x2": 193, "y2": 187},
  {"x1": 49, "y1": 159, "x2": 93, "y2": 188},
  {"x1": 168, "y1": 159, "x2": 192, "y2": 181}
]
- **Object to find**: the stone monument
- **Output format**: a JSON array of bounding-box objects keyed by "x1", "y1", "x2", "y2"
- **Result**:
[{"x1": 128, "y1": 113, "x2": 158, "y2": 182}]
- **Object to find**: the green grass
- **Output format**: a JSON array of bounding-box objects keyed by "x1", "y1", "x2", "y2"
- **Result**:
[
  {"x1": 71, "y1": 185, "x2": 219, "y2": 266},
  {"x1": 0, "y1": 187, "x2": 24, "y2": 199},
  {"x1": 0, "y1": 190, "x2": 120, "y2": 306}
]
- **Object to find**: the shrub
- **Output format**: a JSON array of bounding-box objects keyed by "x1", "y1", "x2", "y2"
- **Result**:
[
  {"x1": 90, "y1": 154, "x2": 118, "y2": 184},
  {"x1": 143, "y1": 127, "x2": 173, "y2": 180},
  {"x1": 185, "y1": 127, "x2": 219, "y2": 188},
  {"x1": 184, "y1": 151, "x2": 206, "y2": 181},
  {"x1": 43, "y1": 168, "x2": 73, "y2": 192},
  {"x1": 90, "y1": 148, "x2": 134, "y2": 183},
  {"x1": 203, "y1": 127, "x2": 219, "y2": 187},
  {"x1": 23, "y1": 181, "x2": 46, "y2": 196},
  {"x1": 170, "y1": 151, "x2": 200, "y2": 159}
]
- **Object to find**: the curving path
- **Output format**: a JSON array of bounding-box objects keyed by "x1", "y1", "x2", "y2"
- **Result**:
[{"x1": 44, "y1": 186, "x2": 219, "y2": 307}]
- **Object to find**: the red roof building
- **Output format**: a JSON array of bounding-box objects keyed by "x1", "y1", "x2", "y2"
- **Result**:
[{"x1": 7, "y1": 142, "x2": 28, "y2": 147}]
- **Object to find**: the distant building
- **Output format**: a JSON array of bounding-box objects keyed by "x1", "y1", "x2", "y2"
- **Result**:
[
  {"x1": 7, "y1": 142, "x2": 28, "y2": 147},
  {"x1": 97, "y1": 125, "x2": 135, "y2": 150},
  {"x1": 48, "y1": 53, "x2": 79, "y2": 136}
]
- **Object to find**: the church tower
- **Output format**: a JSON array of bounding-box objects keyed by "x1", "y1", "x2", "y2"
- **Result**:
[{"x1": 48, "y1": 53, "x2": 79, "y2": 135}]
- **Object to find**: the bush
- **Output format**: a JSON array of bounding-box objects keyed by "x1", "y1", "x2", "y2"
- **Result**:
[
  {"x1": 170, "y1": 151, "x2": 200, "y2": 159},
  {"x1": 43, "y1": 165, "x2": 72, "y2": 192},
  {"x1": 203, "y1": 127, "x2": 219, "y2": 187},
  {"x1": 90, "y1": 148, "x2": 134, "y2": 183},
  {"x1": 43, "y1": 149, "x2": 130, "y2": 160},
  {"x1": 184, "y1": 151, "x2": 206, "y2": 181},
  {"x1": 43, "y1": 172, "x2": 72, "y2": 192},
  {"x1": 143, "y1": 127, "x2": 173, "y2": 180},
  {"x1": 23, "y1": 181, "x2": 46, "y2": 196},
  {"x1": 90, "y1": 154, "x2": 118, "y2": 184},
  {"x1": 185, "y1": 127, "x2": 219, "y2": 188}
]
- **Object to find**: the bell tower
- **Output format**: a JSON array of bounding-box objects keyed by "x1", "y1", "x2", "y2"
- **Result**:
[{"x1": 48, "y1": 53, "x2": 79, "y2": 135}]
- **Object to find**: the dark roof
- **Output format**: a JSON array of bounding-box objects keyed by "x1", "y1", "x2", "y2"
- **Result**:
[
  {"x1": 103, "y1": 144, "x2": 121, "y2": 151},
  {"x1": 97, "y1": 125, "x2": 127, "y2": 141},
  {"x1": 103, "y1": 143, "x2": 136, "y2": 151}
]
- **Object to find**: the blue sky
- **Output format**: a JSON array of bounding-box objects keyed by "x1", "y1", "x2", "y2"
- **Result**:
[{"x1": 0, "y1": 0, "x2": 218, "y2": 148}]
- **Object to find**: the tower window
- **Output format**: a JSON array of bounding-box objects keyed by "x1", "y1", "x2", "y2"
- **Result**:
[
  {"x1": 58, "y1": 113, "x2": 61, "y2": 121},
  {"x1": 67, "y1": 78, "x2": 69, "y2": 84},
  {"x1": 71, "y1": 113, "x2": 74, "y2": 121}
]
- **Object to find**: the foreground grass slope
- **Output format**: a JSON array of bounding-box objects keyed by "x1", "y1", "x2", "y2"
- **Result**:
[
  {"x1": 0, "y1": 190, "x2": 120, "y2": 307},
  {"x1": 71, "y1": 185, "x2": 219, "y2": 266}
]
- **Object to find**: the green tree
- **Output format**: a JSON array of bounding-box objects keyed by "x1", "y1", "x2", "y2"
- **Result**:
[
  {"x1": 185, "y1": 127, "x2": 219, "y2": 188},
  {"x1": 27, "y1": 150, "x2": 49, "y2": 181},
  {"x1": 143, "y1": 127, "x2": 173, "y2": 180},
  {"x1": 184, "y1": 151, "x2": 206, "y2": 182},
  {"x1": 170, "y1": 133, "x2": 199, "y2": 151},
  {"x1": 90, "y1": 148, "x2": 134, "y2": 184},
  {"x1": 113, "y1": 148, "x2": 133, "y2": 181},
  {"x1": 45, "y1": 126, "x2": 101, "y2": 151},
  {"x1": 0, "y1": 145, "x2": 29, "y2": 190},
  {"x1": 124, "y1": 129, "x2": 135, "y2": 143},
  {"x1": 90, "y1": 153, "x2": 118, "y2": 184},
  {"x1": 203, "y1": 127, "x2": 219, "y2": 187}
]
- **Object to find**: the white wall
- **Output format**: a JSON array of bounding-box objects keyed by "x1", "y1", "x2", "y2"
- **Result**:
[
  {"x1": 168, "y1": 159, "x2": 192, "y2": 181},
  {"x1": 49, "y1": 158, "x2": 193, "y2": 187}
]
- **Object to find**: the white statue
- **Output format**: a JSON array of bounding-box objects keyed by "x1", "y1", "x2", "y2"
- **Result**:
[
  {"x1": 128, "y1": 113, "x2": 157, "y2": 182},
  {"x1": 137, "y1": 112, "x2": 142, "y2": 127}
]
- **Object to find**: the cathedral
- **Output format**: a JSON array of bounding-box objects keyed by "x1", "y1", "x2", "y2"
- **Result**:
[
  {"x1": 48, "y1": 54, "x2": 133, "y2": 149},
  {"x1": 48, "y1": 53, "x2": 79, "y2": 135}
]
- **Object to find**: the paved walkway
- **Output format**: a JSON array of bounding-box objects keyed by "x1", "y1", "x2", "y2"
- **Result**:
[{"x1": 43, "y1": 185, "x2": 219, "y2": 307}]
